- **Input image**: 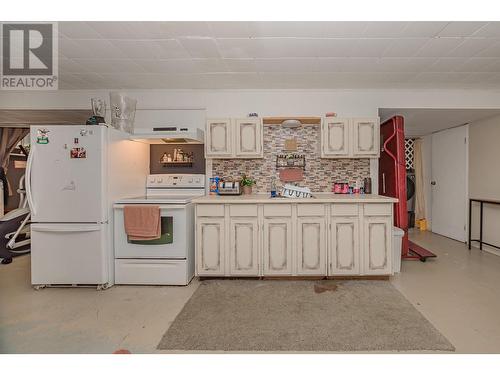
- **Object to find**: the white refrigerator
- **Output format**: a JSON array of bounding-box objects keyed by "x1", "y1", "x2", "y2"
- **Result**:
[{"x1": 28, "y1": 124, "x2": 149, "y2": 288}]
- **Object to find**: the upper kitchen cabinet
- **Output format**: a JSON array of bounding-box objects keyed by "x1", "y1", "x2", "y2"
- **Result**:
[
  {"x1": 205, "y1": 118, "x2": 263, "y2": 159},
  {"x1": 321, "y1": 118, "x2": 351, "y2": 157},
  {"x1": 235, "y1": 118, "x2": 263, "y2": 158},
  {"x1": 205, "y1": 118, "x2": 233, "y2": 158},
  {"x1": 320, "y1": 117, "x2": 380, "y2": 159},
  {"x1": 352, "y1": 118, "x2": 380, "y2": 158}
]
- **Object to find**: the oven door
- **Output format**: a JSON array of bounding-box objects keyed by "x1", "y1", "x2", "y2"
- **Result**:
[{"x1": 114, "y1": 204, "x2": 191, "y2": 259}]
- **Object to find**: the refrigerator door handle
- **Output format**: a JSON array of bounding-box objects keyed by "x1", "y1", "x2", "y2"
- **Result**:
[
  {"x1": 31, "y1": 224, "x2": 101, "y2": 233},
  {"x1": 25, "y1": 146, "x2": 36, "y2": 216},
  {"x1": 382, "y1": 173, "x2": 386, "y2": 194}
]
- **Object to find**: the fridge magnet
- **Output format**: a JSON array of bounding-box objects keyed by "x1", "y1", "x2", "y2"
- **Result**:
[
  {"x1": 70, "y1": 147, "x2": 87, "y2": 159},
  {"x1": 36, "y1": 128, "x2": 50, "y2": 144}
]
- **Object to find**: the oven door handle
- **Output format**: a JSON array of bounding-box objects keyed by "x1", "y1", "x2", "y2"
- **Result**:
[{"x1": 113, "y1": 204, "x2": 186, "y2": 209}]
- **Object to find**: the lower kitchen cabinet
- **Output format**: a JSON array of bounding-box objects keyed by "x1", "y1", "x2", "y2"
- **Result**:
[
  {"x1": 229, "y1": 218, "x2": 259, "y2": 276},
  {"x1": 296, "y1": 217, "x2": 326, "y2": 275},
  {"x1": 362, "y1": 216, "x2": 392, "y2": 275},
  {"x1": 196, "y1": 217, "x2": 225, "y2": 276},
  {"x1": 263, "y1": 217, "x2": 293, "y2": 275},
  {"x1": 329, "y1": 217, "x2": 360, "y2": 275},
  {"x1": 195, "y1": 201, "x2": 394, "y2": 277}
]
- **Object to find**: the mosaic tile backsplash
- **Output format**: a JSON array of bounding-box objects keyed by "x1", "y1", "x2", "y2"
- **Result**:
[{"x1": 211, "y1": 125, "x2": 371, "y2": 193}]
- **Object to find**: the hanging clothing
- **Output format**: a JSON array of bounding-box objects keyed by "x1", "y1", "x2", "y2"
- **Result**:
[
  {"x1": 414, "y1": 138, "x2": 426, "y2": 221},
  {"x1": 0, "y1": 127, "x2": 29, "y2": 199}
]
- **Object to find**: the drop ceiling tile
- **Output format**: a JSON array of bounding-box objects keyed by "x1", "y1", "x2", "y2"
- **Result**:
[
  {"x1": 111, "y1": 40, "x2": 189, "y2": 59},
  {"x1": 447, "y1": 38, "x2": 497, "y2": 57},
  {"x1": 135, "y1": 59, "x2": 197, "y2": 74},
  {"x1": 87, "y1": 22, "x2": 148, "y2": 39},
  {"x1": 415, "y1": 38, "x2": 465, "y2": 57},
  {"x1": 73, "y1": 59, "x2": 147, "y2": 74},
  {"x1": 223, "y1": 58, "x2": 256, "y2": 72},
  {"x1": 427, "y1": 58, "x2": 468, "y2": 72},
  {"x1": 350, "y1": 39, "x2": 394, "y2": 57},
  {"x1": 192, "y1": 59, "x2": 229, "y2": 73},
  {"x1": 164, "y1": 22, "x2": 213, "y2": 37},
  {"x1": 251, "y1": 38, "x2": 320, "y2": 58},
  {"x1": 382, "y1": 38, "x2": 430, "y2": 57},
  {"x1": 475, "y1": 41, "x2": 500, "y2": 57},
  {"x1": 437, "y1": 22, "x2": 488, "y2": 37},
  {"x1": 320, "y1": 22, "x2": 369, "y2": 38},
  {"x1": 178, "y1": 37, "x2": 221, "y2": 58},
  {"x1": 400, "y1": 22, "x2": 449, "y2": 37},
  {"x1": 250, "y1": 22, "x2": 330, "y2": 38},
  {"x1": 59, "y1": 22, "x2": 102, "y2": 39},
  {"x1": 410, "y1": 72, "x2": 469, "y2": 84},
  {"x1": 376, "y1": 58, "x2": 436, "y2": 72},
  {"x1": 254, "y1": 58, "x2": 319, "y2": 73},
  {"x1": 314, "y1": 39, "x2": 356, "y2": 57},
  {"x1": 58, "y1": 58, "x2": 91, "y2": 73},
  {"x1": 208, "y1": 22, "x2": 253, "y2": 38},
  {"x1": 194, "y1": 73, "x2": 262, "y2": 89},
  {"x1": 59, "y1": 38, "x2": 128, "y2": 59},
  {"x1": 362, "y1": 22, "x2": 409, "y2": 38},
  {"x1": 216, "y1": 38, "x2": 257, "y2": 58},
  {"x1": 471, "y1": 22, "x2": 500, "y2": 37},
  {"x1": 455, "y1": 58, "x2": 500, "y2": 72},
  {"x1": 315, "y1": 58, "x2": 349, "y2": 72}
]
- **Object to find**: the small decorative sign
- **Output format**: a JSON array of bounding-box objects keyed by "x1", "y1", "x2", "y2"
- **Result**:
[
  {"x1": 70, "y1": 147, "x2": 86, "y2": 159},
  {"x1": 36, "y1": 128, "x2": 50, "y2": 144}
]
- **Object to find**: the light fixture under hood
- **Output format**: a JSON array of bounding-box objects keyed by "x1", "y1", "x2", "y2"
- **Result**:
[{"x1": 281, "y1": 119, "x2": 302, "y2": 128}]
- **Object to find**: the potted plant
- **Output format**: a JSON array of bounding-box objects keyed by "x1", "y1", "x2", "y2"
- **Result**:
[{"x1": 240, "y1": 175, "x2": 255, "y2": 195}]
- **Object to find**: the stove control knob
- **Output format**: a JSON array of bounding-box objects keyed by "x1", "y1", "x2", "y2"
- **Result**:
[
  {"x1": 188, "y1": 179, "x2": 193, "y2": 183},
  {"x1": 149, "y1": 177, "x2": 156, "y2": 184},
  {"x1": 157, "y1": 178, "x2": 163, "y2": 183},
  {"x1": 195, "y1": 178, "x2": 201, "y2": 184}
]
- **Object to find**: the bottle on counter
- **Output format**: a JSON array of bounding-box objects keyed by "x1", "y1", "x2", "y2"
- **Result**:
[
  {"x1": 364, "y1": 177, "x2": 372, "y2": 194},
  {"x1": 270, "y1": 177, "x2": 277, "y2": 198}
]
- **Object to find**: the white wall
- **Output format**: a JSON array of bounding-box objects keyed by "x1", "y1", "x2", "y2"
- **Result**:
[{"x1": 468, "y1": 114, "x2": 500, "y2": 256}]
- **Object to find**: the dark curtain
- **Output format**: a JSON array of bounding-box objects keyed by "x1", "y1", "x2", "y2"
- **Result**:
[{"x1": 0, "y1": 127, "x2": 29, "y2": 205}]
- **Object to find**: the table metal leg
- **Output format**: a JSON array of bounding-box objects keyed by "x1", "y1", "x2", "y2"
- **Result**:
[
  {"x1": 480, "y1": 202, "x2": 484, "y2": 250},
  {"x1": 468, "y1": 199, "x2": 472, "y2": 250}
]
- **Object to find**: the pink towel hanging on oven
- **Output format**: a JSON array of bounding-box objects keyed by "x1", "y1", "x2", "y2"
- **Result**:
[{"x1": 124, "y1": 205, "x2": 161, "y2": 241}]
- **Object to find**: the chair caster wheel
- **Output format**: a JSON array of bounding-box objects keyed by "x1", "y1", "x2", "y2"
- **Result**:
[{"x1": 1, "y1": 258, "x2": 13, "y2": 264}]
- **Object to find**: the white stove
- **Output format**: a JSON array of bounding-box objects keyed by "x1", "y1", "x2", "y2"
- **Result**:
[{"x1": 113, "y1": 174, "x2": 205, "y2": 286}]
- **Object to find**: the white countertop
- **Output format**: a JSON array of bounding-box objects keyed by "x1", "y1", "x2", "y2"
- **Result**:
[{"x1": 192, "y1": 193, "x2": 398, "y2": 204}]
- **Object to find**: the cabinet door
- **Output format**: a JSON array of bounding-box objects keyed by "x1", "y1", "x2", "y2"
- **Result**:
[
  {"x1": 196, "y1": 217, "x2": 225, "y2": 275},
  {"x1": 352, "y1": 118, "x2": 380, "y2": 157},
  {"x1": 321, "y1": 118, "x2": 350, "y2": 157},
  {"x1": 329, "y1": 217, "x2": 360, "y2": 275},
  {"x1": 263, "y1": 218, "x2": 293, "y2": 275},
  {"x1": 235, "y1": 118, "x2": 263, "y2": 158},
  {"x1": 297, "y1": 217, "x2": 326, "y2": 275},
  {"x1": 205, "y1": 119, "x2": 233, "y2": 158},
  {"x1": 362, "y1": 216, "x2": 392, "y2": 275},
  {"x1": 229, "y1": 218, "x2": 259, "y2": 276}
]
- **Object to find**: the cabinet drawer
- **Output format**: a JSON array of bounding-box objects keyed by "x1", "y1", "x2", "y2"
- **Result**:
[
  {"x1": 331, "y1": 203, "x2": 359, "y2": 216},
  {"x1": 197, "y1": 204, "x2": 225, "y2": 217},
  {"x1": 263, "y1": 204, "x2": 292, "y2": 217},
  {"x1": 229, "y1": 205, "x2": 258, "y2": 217},
  {"x1": 364, "y1": 203, "x2": 391, "y2": 216},
  {"x1": 297, "y1": 204, "x2": 325, "y2": 217}
]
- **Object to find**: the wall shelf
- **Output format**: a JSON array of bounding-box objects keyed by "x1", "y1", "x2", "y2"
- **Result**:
[{"x1": 161, "y1": 161, "x2": 193, "y2": 167}]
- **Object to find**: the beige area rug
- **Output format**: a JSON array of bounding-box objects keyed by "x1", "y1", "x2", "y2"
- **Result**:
[{"x1": 157, "y1": 280, "x2": 454, "y2": 352}]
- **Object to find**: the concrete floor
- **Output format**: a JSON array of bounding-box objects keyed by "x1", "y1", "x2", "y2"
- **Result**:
[{"x1": 1, "y1": 230, "x2": 500, "y2": 353}]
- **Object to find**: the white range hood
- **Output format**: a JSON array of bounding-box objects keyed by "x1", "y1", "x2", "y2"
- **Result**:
[{"x1": 131, "y1": 108, "x2": 205, "y2": 144}]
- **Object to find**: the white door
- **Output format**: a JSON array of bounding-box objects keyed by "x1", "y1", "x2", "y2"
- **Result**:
[
  {"x1": 229, "y1": 218, "x2": 259, "y2": 275},
  {"x1": 322, "y1": 118, "x2": 350, "y2": 157},
  {"x1": 196, "y1": 217, "x2": 225, "y2": 275},
  {"x1": 205, "y1": 119, "x2": 233, "y2": 158},
  {"x1": 29, "y1": 125, "x2": 106, "y2": 223},
  {"x1": 296, "y1": 217, "x2": 326, "y2": 275},
  {"x1": 235, "y1": 118, "x2": 263, "y2": 158},
  {"x1": 330, "y1": 217, "x2": 360, "y2": 275},
  {"x1": 431, "y1": 125, "x2": 468, "y2": 242},
  {"x1": 263, "y1": 217, "x2": 293, "y2": 275},
  {"x1": 31, "y1": 223, "x2": 108, "y2": 285}
]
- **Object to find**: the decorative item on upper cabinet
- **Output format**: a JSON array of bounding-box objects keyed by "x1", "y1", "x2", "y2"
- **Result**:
[{"x1": 240, "y1": 175, "x2": 255, "y2": 195}]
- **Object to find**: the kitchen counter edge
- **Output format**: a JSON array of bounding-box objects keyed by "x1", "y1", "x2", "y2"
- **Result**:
[{"x1": 192, "y1": 194, "x2": 398, "y2": 204}]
